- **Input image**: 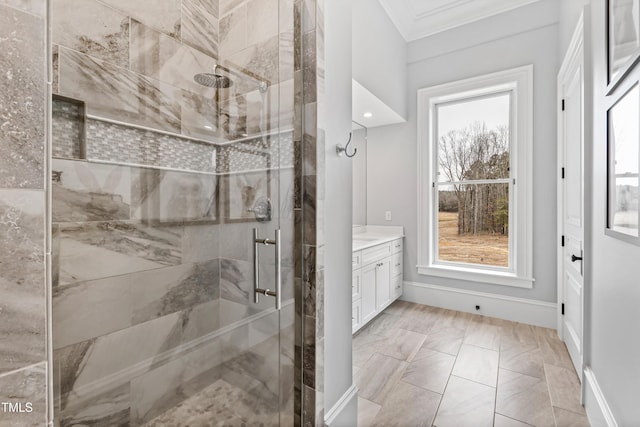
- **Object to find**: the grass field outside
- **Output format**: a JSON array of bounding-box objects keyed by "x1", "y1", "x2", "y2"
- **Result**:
[{"x1": 437, "y1": 211, "x2": 509, "y2": 267}]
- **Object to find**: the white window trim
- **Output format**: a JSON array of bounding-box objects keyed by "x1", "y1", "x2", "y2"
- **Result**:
[{"x1": 417, "y1": 65, "x2": 534, "y2": 289}]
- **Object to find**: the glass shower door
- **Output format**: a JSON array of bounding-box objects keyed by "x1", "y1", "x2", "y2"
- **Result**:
[{"x1": 50, "y1": 0, "x2": 297, "y2": 424}]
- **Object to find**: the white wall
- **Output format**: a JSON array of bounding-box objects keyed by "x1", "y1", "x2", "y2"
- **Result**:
[
  {"x1": 352, "y1": 0, "x2": 407, "y2": 119},
  {"x1": 352, "y1": 128, "x2": 367, "y2": 225},
  {"x1": 559, "y1": 0, "x2": 591, "y2": 61},
  {"x1": 581, "y1": 1, "x2": 640, "y2": 424},
  {"x1": 366, "y1": 0, "x2": 561, "y2": 303},
  {"x1": 324, "y1": 0, "x2": 357, "y2": 424}
]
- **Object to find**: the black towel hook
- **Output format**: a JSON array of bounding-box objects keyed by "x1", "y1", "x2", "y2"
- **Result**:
[{"x1": 336, "y1": 132, "x2": 357, "y2": 158}]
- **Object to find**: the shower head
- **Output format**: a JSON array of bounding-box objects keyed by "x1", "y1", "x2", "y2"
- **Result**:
[{"x1": 194, "y1": 68, "x2": 233, "y2": 88}]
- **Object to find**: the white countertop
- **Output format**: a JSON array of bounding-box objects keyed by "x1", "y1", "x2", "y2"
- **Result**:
[{"x1": 352, "y1": 225, "x2": 404, "y2": 252}]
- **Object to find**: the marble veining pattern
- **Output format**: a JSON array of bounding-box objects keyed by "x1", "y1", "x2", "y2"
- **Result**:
[
  {"x1": 0, "y1": 0, "x2": 44, "y2": 16},
  {"x1": 130, "y1": 19, "x2": 217, "y2": 96},
  {"x1": 52, "y1": 159, "x2": 131, "y2": 222},
  {"x1": 0, "y1": 190, "x2": 46, "y2": 372},
  {"x1": 0, "y1": 5, "x2": 45, "y2": 189},
  {"x1": 96, "y1": 0, "x2": 181, "y2": 38},
  {"x1": 52, "y1": 0, "x2": 130, "y2": 68},
  {"x1": 56, "y1": 221, "x2": 182, "y2": 286},
  {"x1": 131, "y1": 168, "x2": 218, "y2": 223},
  {"x1": 142, "y1": 379, "x2": 277, "y2": 426},
  {"x1": 58, "y1": 48, "x2": 182, "y2": 134},
  {"x1": 130, "y1": 260, "x2": 220, "y2": 325},
  {"x1": 182, "y1": 0, "x2": 220, "y2": 58},
  {"x1": 0, "y1": 363, "x2": 47, "y2": 426}
]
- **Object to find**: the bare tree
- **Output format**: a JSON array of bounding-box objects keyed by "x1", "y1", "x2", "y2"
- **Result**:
[{"x1": 438, "y1": 122, "x2": 510, "y2": 235}]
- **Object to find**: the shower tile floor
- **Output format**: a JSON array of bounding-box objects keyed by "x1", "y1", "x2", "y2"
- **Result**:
[
  {"x1": 354, "y1": 300, "x2": 590, "y2": 427},
  {"x1": 142, "y1": 378, "x2": 278, "y2": 427}
]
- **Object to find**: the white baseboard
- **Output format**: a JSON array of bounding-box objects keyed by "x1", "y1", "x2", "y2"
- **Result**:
[
  {"x1": 584, "y1": 367, "x2": 618, "y2": 427},
  {"x1": 402, "y1": 281, "x2": 557, "y2": 328},
  {"x1": 324, "y1": 385, "x2": 358, "y2": 427}
]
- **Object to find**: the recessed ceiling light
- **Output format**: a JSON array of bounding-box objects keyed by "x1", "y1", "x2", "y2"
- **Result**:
[{"x1": 363, "y1": 112, "x2": 373, "y2": 118}]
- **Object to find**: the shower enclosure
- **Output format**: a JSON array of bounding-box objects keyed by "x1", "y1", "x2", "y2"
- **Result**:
[{"x1": 50, "y1": 0, "x2": 300, "y2": 424}]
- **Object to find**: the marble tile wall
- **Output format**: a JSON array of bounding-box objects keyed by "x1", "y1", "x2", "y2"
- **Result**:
[
  {"x1": 290, "y1": 0, "x2": 327, "y2": 425},
  {"x1": 0, "y1": 0, "x2": 49, "y2": 425},
  {"x1": 298, "y1": 0, "x2": 326, "y2": 425},
  {"x1": 52, "y1": 0, "x2": 294, "y2": 145}
]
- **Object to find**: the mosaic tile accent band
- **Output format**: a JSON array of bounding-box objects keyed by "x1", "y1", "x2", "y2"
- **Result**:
[
  {"x1": 86, "y1": 119, "x2": 217, "y2": 173},
  {"x1": 52, "y1": 96, "x2": 294, "y2": 175}
]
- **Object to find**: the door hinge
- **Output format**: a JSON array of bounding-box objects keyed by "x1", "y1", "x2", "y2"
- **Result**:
[
  {"x1": 562, "y1": 167, "x2": 565, "y2": 179},
  {"x1": 561, "y1": 235, "x2": 565, "y2": 247},
  {"x1": 561, "y1": 303, "x2": 565, "y2": 315},
  {"x1": 561, "y1": 99, "x2": 565, "y2": 111}
]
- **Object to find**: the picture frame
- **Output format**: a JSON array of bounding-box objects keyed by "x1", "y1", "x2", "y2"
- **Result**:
[
  {"x1": 222, "y1": 144, "x2": 272, "y2": 223},
  {"x1": 605, "y1": 78, "x2": 640, "y2": 245},
  {"x1": 607, "y1": 0, "x2": 640, "y2": 93}
]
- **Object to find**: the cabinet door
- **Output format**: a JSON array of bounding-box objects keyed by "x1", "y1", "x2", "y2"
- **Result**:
[
  {"x1": 361, "y1": 263, "x2": 377, "y2": 324},
  {"x1": 352, "y1": 269, "x2": 362, "y2": 302},
  {"x1": 376, "y1": 259, "x2": 391, "y2": 310},
  {"x1": 352, "y1": 299, "x2": 362, "y2": 333}
]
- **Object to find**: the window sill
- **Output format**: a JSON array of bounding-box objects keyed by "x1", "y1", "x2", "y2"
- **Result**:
[{"x1": 416, "y1": 264, "x2": 534, "y2": 289}]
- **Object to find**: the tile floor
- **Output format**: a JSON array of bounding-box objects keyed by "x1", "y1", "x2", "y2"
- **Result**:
[{"x1": 353, "y1": 300, "x2": 590, "y2": 427}]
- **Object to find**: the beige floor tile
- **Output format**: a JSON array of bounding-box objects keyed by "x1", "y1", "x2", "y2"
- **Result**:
[
  {"x1": 553, "y1": 406, "x2": 591, "y2": 427},
  {"x1": 383, "y1": 300, "x2": 418, "y2": 317},
  {"x1": 401, "y1": 348, "x2": 456, "y2": 393},
  {"x1": 421, "y1": 326, "x2": 465, "y2": 355},
  {"x1": 538, "y1": 341, "x2": 575, "y2": 371},
  {"x1": 370, "y1": 381, "x2": 441, "y2": 427},
  {"x1": 355, "y1": 353, "x2": 408, "y2": 404},
  {"x1": 494, "y1": 413, "x2": 534, "y2": 426},
  {"x1": 360, "y1": 312, "x2": 403, "y2": 337},
  {"x1": 353, "y1": 332, "x2": 388, "y2": 367},
  {"x1": 464, "y1": 322, "x2": 502, "y2": 350},
  {"x1": 500, "y1": 340, "x2": 544, "y2": 378},
  {"x1": 433, "y1": 375, "x2": 495, "y2": 427},
  {"x1": 377, "y1": 329, "x2": 427, "y2": 362},
  {"x1": 352, "y1": 303, "x2": 587, "y2": 427},
  {"x1": 501, "y1": 322, "x2": 539, "y2": 346},
  {"x1": 545, "y1": 363, "x2": 586, "y2": 415},
  {"x1": 397, "y1": 312, "x2": 436, "y2": 335},
  {"x1": 434, "y1": 309, "x2": 473, "y2": 331},
  {"x1": 357, "y1": 397, "x2": 381, "y2": 427},
  {"x1": 452, "y1": 344, "x2": 499, "y2": 387},
  {"x1": 496, "y1": 368, "x2": 555, "y2": 426}
]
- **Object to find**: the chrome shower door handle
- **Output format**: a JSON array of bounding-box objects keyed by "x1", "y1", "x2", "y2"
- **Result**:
[
  {"x1": 274, "y1": 229, "x2": 282, "y2": 310},
  {"x1": 253, "y1": 228, "x2": 282, "y2": 310}
]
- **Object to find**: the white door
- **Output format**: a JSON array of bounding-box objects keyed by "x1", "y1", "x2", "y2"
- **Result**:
[{"x1": 558, "y1": 19, "x2": 585, "y2": 378}]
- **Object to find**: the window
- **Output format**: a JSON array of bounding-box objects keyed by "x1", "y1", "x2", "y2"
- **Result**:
[{"x1": 417, "y1": 66, "x2": 534, "y2": 288}]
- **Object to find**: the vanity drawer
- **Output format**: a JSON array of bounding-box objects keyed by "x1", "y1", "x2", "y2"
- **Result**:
[
  {"x1": 362, "y1": 242, "x2": 392, "y2": 265},
  {"x1": 391, "y1": 239, "x2": 403, "y2": 254},
  {"x1": 352, "y1": 251, "x2": 362, "y2": 270},
  {"x1": 392, "y1": 274, "x2": 403, "y2": 299},
  {"x1": 391, "y1": 252, "x2": 402, "y2": 277}
]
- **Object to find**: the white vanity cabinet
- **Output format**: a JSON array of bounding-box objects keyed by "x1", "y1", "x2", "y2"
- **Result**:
[{"x1": 352, "y1": 236, "x2": 403, "y2": 334}]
